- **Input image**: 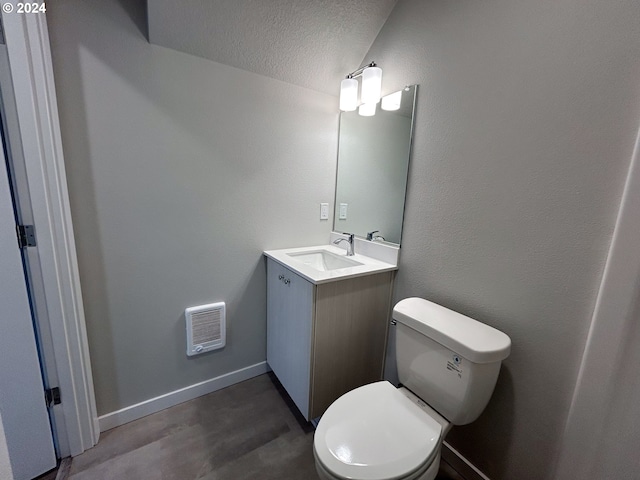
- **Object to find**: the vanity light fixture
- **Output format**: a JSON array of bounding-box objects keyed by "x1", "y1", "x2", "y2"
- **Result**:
[
  {"x1": 339, "y1": 61, "x2": 383, "y2": 112},
  {"x1": 339, "y1": 78, "x2": 358, "y2": 111},
  {"x1": 360, "y1": 65, "x2": 382, "y2": 104},
  {"x1": 381, "y1": 90, "x2": 402, "y2": 111}
]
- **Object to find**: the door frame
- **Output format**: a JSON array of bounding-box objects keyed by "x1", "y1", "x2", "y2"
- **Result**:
[{"x1": 1, "y1": 10, "x2": 98, "y2": 457}]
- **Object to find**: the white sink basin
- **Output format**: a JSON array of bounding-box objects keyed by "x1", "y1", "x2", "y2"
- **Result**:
[
  {"x1": 287, "y1": 250, "x2": 363, "y2": 271},
  {"x1": 264, "y1": 244, "x2": 397, "y2": 284}
]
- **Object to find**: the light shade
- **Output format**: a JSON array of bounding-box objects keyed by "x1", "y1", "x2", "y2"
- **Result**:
[
  {"x1": 358, "y1": 102, "x2": 376, "y2": 116},
  {"x1": 339, "y1": 78, "x2": 358, "y2": 111},
  {"x1": 381, "y1": 90, "x2": 402, "y2": 111},
  {"x1": 361, "y1": 66, "x2": 382, "y2": 104}
]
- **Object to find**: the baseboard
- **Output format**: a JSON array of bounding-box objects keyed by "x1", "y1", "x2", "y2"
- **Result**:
[
  {"x1": 442, "y1": 441, "x2": 491, "y2": 480},
  {"x1": 98, "y1": 362, "x2": 269, "y2": 432}
]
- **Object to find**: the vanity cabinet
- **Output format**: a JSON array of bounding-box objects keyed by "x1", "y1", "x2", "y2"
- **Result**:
[{"x1": 266, "y1": 257, "x2": 393, "y2": 420}]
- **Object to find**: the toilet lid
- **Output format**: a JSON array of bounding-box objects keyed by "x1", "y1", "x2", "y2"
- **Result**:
[{"x1": 314, "y1": 381, "x2": 442, "y2": 480}]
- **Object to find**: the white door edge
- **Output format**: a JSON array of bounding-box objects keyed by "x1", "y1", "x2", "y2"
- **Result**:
[{"x1": 1, "y1": 10, "x2": 99, "y2": 456}]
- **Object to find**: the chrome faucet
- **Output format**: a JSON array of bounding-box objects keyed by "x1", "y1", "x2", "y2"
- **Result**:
[{"x1": 333, "y1": 233, "x2": 355, "y2": 256}]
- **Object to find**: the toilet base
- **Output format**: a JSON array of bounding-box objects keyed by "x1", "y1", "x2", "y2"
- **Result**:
[{"x1": 314, "y1": 449, "x2": 442, "y2": 480}]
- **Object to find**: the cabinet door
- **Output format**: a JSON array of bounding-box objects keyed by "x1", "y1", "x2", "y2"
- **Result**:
[
  {"x1": 266, "y1": 259, "x2": 314, "y2": 419},
  {"x1": 311, "y1": 271, "x2": 393, "y2": 418}
]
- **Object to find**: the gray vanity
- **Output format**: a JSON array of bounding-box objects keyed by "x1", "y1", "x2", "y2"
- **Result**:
[{"x1": 264, "y1": 246, "x2": 396, "y2": 421}]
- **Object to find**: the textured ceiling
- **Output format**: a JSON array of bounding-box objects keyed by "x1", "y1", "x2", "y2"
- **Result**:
[{"x1": 147, "y1": 0, "x2": 398, "y2": 96}]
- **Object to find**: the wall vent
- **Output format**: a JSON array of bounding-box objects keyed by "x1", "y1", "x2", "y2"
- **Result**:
[{"x1": 185, "y1": 302, "x2": 226, "y2": 356}]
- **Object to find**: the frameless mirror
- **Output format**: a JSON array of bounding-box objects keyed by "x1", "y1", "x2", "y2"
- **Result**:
[{"x1": 333, "y1": 85, "x2": 417, "y2": 245}]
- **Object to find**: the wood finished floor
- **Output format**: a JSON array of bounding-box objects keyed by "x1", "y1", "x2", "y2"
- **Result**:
[{"x1": 60, "y1": 373, "x2": 465, "y2": 480}]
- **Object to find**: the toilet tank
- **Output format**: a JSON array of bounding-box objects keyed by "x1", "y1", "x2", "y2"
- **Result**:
[{"x1": 393, "y1": 298, "x2": 511, "y2": 425}]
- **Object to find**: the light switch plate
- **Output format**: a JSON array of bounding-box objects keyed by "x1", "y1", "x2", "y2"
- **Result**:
[
  {"x1": 339, "y1": 203, "x2": 348, "y2": 220},
  {"x1": 320, "y1": 203, "x2": 329, "y2": 220}
]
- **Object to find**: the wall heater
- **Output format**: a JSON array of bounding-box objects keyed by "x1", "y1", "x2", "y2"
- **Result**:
[{"x1": 185, "y1": 302, "x2": 226, "y2": 356}]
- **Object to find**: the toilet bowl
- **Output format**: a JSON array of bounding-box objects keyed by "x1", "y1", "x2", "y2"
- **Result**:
[
  {"x1": 313, "y1": 297, "x2": 511, "y2": 480},
  {"x1": 313, "y1": 381, "x2": 450, "y2": 480}
]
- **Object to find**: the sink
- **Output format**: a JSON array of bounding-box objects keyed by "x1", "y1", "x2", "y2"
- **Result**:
[
  {"x1": 264, "y1": 244, "x2": 397, "y2": 284},
  {"x1": 287, "y1": 250, "x2": 363, "y2": 271}
]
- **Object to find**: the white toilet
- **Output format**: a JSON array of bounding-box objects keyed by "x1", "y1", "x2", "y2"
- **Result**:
[{"x1": 314, "y1": 297, "x2": 511, "y2": 480}]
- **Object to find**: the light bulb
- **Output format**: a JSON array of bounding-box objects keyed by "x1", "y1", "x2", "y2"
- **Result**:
[
  {"x1": 339, "y1": 78, "x2": 358, "y2": 111},
  {"x1": 361, "y1": 66, "x2": 382, "y2": 104}
]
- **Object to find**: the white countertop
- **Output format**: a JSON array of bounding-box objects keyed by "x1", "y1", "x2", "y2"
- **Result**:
[{"x1": 264, "y1": 244, "x2": 398, "y2": 285}]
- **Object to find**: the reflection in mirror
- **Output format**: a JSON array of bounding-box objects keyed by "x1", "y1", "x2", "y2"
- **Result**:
[{"x1": 334, "y1": 85, "x2": 417, "y2": 245}]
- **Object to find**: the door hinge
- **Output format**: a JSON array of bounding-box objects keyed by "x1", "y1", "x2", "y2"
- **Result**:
[
  {"x1": 45, "y1": 387, "x2": 61, "y2": 407},
  {"x1": 16, "y1": 224, "x2": 36, "y2": 248}
]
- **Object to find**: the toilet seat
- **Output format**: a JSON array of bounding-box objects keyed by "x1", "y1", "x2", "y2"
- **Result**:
[
  {"x1": 314, "y1": 381, "x2": 443, "y2": 480},
  {"x1": 314, "y1": 449, "x2": 438, "y2": 480}
]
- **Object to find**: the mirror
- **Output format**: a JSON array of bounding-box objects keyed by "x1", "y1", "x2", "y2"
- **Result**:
[{"x1": 333, "y1": 85, "x2": 417, "y2": 245}]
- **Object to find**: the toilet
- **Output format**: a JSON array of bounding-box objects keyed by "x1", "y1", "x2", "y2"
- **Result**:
[{"x1": 314, "y1": 297, "x2": 511, "y2": 480}]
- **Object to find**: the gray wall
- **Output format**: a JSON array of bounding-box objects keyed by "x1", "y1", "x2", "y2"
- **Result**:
[
  {"x1": 554, "y1": 134, "x2": 640, "y2": 478},
  {"x1": 46, "y1": 0, "x2": 337, "y2": 415},
  {"x1": 589, "y1": 294, "x2": 640, "y2": 478},
  {"x1": 367, "y1": 0, "x2": 640, "y2": 479}
]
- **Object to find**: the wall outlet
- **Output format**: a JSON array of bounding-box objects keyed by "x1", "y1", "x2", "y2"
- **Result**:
[
  {"x1": 339, "y1": 203, "x2": 348, "y2": 220},
  {"x1": 320, "y1": 203, "x2": 329, "y2": 220}
]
